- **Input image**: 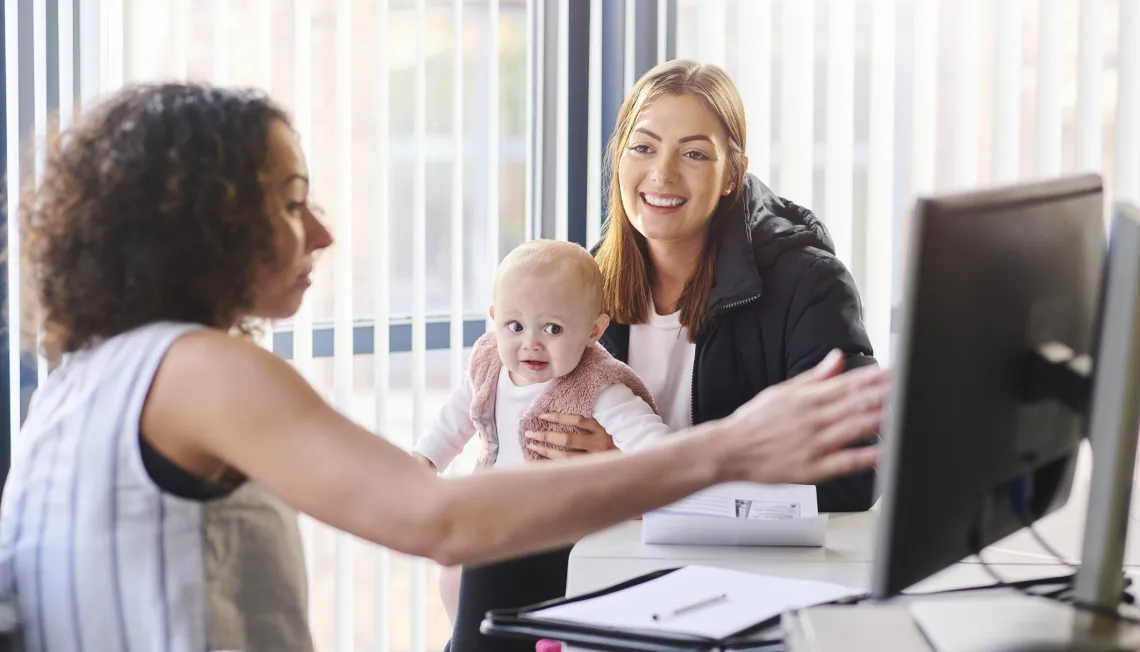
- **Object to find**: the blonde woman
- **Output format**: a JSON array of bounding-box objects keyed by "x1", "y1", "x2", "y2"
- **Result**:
[{"x1": 448, "y1": 60, "x2": 879, "y2": 652}]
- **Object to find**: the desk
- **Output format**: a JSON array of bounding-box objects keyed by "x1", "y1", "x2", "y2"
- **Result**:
[
  {"x1": 567, "y1": 513, "x2": 876, "y2": 596},
  {"x1": 567, "y1": 473, "x2": 1140, "y2": 597},
  {"x1": 559, "y1": 472, "x2": 1140, "y2": 651}
]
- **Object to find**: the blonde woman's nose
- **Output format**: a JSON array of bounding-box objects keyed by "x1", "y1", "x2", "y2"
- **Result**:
[{"x1": 650, "y1": 156, "x2": 678, "y2": 185}]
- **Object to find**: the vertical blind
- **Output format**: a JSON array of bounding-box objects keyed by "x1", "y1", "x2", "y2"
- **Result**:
[{"x1": 4, "y1": 1, "x2": 1140, "y2": 650}]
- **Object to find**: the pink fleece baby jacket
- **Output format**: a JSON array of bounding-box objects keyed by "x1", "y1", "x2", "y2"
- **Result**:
[{"x1": 467, "y1": 332, "x2": 659, "y2": 467}]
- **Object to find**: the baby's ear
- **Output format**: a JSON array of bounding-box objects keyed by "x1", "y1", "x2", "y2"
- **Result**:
[
  {"x1": 591, "y1": 313, "x2": 611, "y2": 342},
  {"x1": 488, "y1": 305, "x2": 495, "y2": 321}
]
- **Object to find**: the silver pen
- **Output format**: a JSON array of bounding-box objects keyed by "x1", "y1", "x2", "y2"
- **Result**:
[{"x1": 651, "y1": 592, "x2": 729, "y2": 621}]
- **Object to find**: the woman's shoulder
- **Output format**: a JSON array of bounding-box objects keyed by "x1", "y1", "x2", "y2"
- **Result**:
[
  {"x1": 157, "y1": 327, "x2": 282, "y2": 377},
  {"x1": 134, "y1": 325, "x2": 273, "y2": 377},
  {"x1": 54, "y1": 322, "x2": 213, "y2": 387},
  {"x1": 97, "y1": 326, "x2": 287, "y2": 419},
  {"x1": 86, "y1": 320, "x2": 209, "y2": 349},
  {"x1": 718, "y1": 189, "x2": 862, "y2": 312},
  {"x1": 712, "y1": 212, "x2": 847, "y2": 308},
  {"x1": 730, "y1": 174, "x2": 842, "y2": 273},
  {"x1": 755, "y1": 245, "x2": 857, "y2": 307}
]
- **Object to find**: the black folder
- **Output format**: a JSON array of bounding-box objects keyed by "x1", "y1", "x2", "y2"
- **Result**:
[{"x1": 478, "y1": 567, "x2": 812, "y2": 652}]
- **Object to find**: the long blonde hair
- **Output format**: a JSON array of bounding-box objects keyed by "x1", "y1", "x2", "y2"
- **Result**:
[{"x1": 594, "y1": 60, "x2": 748, "y2": 341}]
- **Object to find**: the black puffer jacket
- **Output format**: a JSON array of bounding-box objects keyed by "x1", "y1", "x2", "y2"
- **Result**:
[{"x1": 599, "y1": 173, "x2": 879, "y2": 512}]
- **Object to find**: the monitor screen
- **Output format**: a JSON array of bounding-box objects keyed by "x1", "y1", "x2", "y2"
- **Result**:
[{"x1": 871, "y1": 174, "x2": 1105, "y2": 598}]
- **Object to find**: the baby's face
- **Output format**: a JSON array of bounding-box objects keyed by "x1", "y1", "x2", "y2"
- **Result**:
[{"x1": 491, "y1": 271, "x2": 606, "y2": 386}]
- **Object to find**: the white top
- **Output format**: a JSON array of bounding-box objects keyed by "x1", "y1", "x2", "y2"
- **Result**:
[
  {"x1": 414, "y1": 367, "x2": 670, "y2": 470},
  {"x1": 627, "y1": 309, "x2": 697, "y2": 431},
  {"x1": 0, "y1": 322, "x2": 311, "y2": 652}
]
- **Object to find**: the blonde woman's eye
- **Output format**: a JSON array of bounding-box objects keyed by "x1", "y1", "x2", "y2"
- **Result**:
[
  {"x1": 627, "y1": 144, "x2": 653, "y2": 154},
  {"x1": 506, "y1": 321, "x2": 523, "y2": 333},
  {"x1": 684, "y1": 150, "x2": 710, "y2": 160},
  {"x1": 544, "y1": 324, "x2": 563, "y2": 335}
]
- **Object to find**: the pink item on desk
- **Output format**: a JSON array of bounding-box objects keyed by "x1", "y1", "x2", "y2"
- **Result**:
[{"x1": 535, "y1": 639, "x2": 562, "y2": 652}]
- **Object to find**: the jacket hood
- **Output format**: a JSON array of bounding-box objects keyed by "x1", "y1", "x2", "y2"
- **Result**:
[{"x1": 707, "y1": 173, "x2": 836, "y2": 309}]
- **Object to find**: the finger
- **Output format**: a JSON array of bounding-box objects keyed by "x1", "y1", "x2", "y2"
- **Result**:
[
  {"x1": 807, "y1": 379, "x2": 889, "y2": 429},
  {"x1": 812, "y1": 410, "x2": 885, "y2": 455},
  {"x1": 527, "y1": 443, "x2": 581, "y2": 460},
  {"x1": 538, "y1": 412, "x2": 590, "y2": 429},
  {"x1": 788, "y1": 349, "x2": 845, "y2": 385},
  {"x1": 566, "y1": 431, "x2": 613, "y2": 451},
  {"x1": 528, "y1": 429, "x2": 616, "y2": 452},
  {"x1": 524, "y1": 442, "x2": 552, "y2": 459},
  {"x1": 802, "y1": 365, "x2": 890, "y2": 408},
  {"x1": 805, "y1": 445, "x2": 880, "y2": 483},
  {"x1": 526, "y1": 430, "x2": 573, "y2": 448},
  {"x1": 578, "y1": 417, "x2": 605, "y2": 435}
]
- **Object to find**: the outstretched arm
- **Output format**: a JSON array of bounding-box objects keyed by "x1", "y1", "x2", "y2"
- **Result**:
[{"x1": 143, "y1": 329, "x2": 885, "y2": 567}]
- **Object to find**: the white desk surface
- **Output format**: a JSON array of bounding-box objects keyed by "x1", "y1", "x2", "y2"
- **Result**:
[
  {"x1": 566, "y1": 516, "x2": 1118, "y2": 598},
  {"x1": 567, "y1": 459, "x2": 1140, "y2": 596},
  {"x1": 560, "y1": 458, "x2": 1140, "y2": 651}
]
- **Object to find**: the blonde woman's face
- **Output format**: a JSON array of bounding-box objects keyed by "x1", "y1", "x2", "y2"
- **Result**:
[{"x1": 617, "y1": 93, "x2": 733, "y2": 246}]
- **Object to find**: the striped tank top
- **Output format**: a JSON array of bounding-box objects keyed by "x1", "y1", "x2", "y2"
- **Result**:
[{"x1": 0, "y1": 322, "x2": 312, "y2": 652}]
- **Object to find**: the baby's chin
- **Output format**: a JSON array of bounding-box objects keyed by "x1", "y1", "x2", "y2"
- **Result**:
[{"x1": 507, "y1": 363, "x2": 569, "y2": 386}]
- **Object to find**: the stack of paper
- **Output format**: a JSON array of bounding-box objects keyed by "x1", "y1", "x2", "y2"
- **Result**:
[
  {"x1": 642, "y1": 482, "x2": 828, "y2": 546},
  {"x1": 525, "y1": 565, "x2": 863, "y2": 639}
]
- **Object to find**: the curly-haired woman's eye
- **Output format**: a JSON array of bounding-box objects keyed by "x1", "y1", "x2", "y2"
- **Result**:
[{"x1": 286, "y1": 201, "x2": 304, "y2": 215}]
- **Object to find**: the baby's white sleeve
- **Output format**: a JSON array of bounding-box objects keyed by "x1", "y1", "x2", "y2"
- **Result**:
[
  {"x1": 412, "y1": 378, "x2": 477, "y2": 471},
  {"x1": 593, "y1": 383, "x2": 673, "y2": 451}
]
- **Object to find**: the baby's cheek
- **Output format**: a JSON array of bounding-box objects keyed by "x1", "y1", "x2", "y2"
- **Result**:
[
  {"x1": 555, "y1": 347, "x2": 586, "y2": 375},
  {"x1": 496, "y1": 344, "x2": 517, "y2": 366}
]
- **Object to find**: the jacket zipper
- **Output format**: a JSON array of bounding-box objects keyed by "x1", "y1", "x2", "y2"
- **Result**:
[
  {"x1": 709, "y1": 294, "x2": 761, "y2": 317},
  {"x1": 691, "y1": 293, "x2": 762, "y2": 426}
]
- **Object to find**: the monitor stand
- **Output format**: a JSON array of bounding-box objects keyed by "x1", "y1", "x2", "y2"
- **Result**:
[{"x1": 909, "y1": 594, "x2": 1140, "y2": 652}]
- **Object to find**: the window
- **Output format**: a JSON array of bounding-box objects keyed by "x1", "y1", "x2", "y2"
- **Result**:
[
  {"x1": 95, "y1": 0, "x2": 530, "y2": 648},
  {"x1": 675, "y1": 0, "x2": 1135, "y2": 363},
  {"x1": 5, "y1": 1, "x2": 1138, "y2": 650}
]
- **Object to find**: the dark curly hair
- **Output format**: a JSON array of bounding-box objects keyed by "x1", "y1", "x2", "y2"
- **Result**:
[{"x1": 20, "y1": 83, "x2": 290, "y2": 359}]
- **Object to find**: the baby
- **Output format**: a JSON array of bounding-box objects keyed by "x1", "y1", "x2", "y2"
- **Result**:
[{"x1": 412, "y1": 238, "x2": 671, "y2": 624}]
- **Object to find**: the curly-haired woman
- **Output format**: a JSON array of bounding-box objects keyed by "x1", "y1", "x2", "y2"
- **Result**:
[{"x1": 0, "y1": 83, "x2": 886, "y2": 652}]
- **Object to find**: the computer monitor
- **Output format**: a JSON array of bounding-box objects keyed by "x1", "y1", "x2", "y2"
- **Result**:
[{"x1": 871, "y1": 174, "x2": 1107, "y2": 598}]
